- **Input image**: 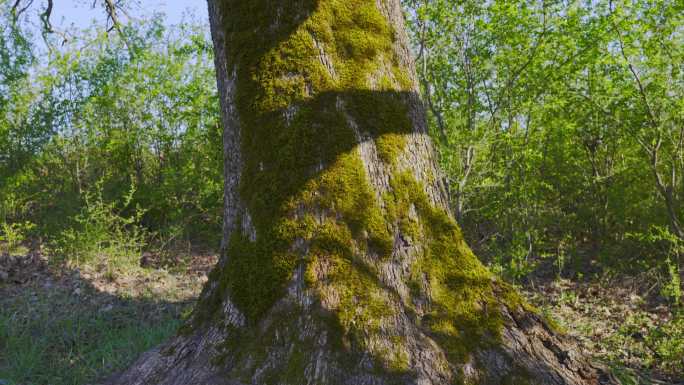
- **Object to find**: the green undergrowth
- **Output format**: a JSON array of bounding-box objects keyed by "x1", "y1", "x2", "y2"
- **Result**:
[{"x1": 608, "y1": 311, "x2": 684, "y2": 376}]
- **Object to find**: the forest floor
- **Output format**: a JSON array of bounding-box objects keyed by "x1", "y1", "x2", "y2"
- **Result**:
[
  {"x1": 522, "y1": 275, "x2": 684, "y2": 384},
  {"x1": 0, "y1": 245, "x2": 683, "y2": 385}
]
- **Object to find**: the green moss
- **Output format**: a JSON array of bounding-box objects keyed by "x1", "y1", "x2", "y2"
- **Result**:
[
  {"x1": 346, "y1": 91, "x2": 412, "y2": 165},
  {"x1": 196, "y1": 1, "x2": 538, "y2": 380},
  {"x1": 306, "y1": 249, "x2": 408, "y2": 377},
  {"x1": 384, "y1": 172, "x2": 525, "y2": 364},
  {"x1": 378, "y1": 336, "x2": 411, "y2": 373},
  {"x1": 375, "y1": 133, "x2": 408, "y2": 165},
  {"x1": 499, "y1": 368, "x2": 535, "y2": 385},
  {"x1": 193, "y1": 0, "x2": 416, "y2": 326},
  {"x1": 211, "y1": 305, "x2": 318, "y2": 383},
  {"x1": 283, "y1": 344, "x2": 309, "y2": 384},
  {"x1": 160, "y1": 345, "x2": 176, "y2": 356},
  {"x1": 307, "y1": 224, "x2": 394, "y2": 331}
]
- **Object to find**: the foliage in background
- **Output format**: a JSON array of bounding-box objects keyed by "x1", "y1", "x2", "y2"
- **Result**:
[
  {"x1": 628, "y1": 226, "x2": 683, "y2": 306},
  {"x1": 0, "y1": 6, "x2": 222, "y2": 257},
  {"x1": 403, "y1": 0, "x2": 683, "y2": 372},
  {"x1": 403, "y1": 0, "x2": 684, "y2": 280},
  {"x1": 3, "y1": 0, "x2": 678, "y2": 290},
  {"x1": 610, "y1": 311, "x2": 684, "y2": 375}
]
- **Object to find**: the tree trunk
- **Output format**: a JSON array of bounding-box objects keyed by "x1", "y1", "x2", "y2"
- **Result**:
[{"x1": 105, "y1": 1, "x2": 616, "y2": 384}]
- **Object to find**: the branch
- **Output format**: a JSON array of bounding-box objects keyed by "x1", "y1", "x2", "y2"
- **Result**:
[
  {"x1": 11, "y1": 0, "x2": 70, "y2": 45},
  {"x1": 414, "y1": 0, "x2": 448, "y2": 143},
  {"x1": 422, "y1": 75, "x2": 448, "y2": 143},
  {"x1": 10, "y1": 0, "x2": 33, "y2": 18},
  {"x1": 104, "y1": 0, "x2": 121, "y2": 31},
  {"x1": 38, "y1": 0, "x2": 53, "y2": 32},
  {"x1": 100, "y1": 0, "x2": 135, "y2": 57},
  {"x1": 40, "y1": 0, "x2": 71, "y2": 45},
  {"x1": 10, "y1": 0, "x2": 135, "y2": 48},
  {"x1": 609, "y1": 0, "x2": 658, "y2": 129},
  {"x1": 487, "y1": 5, "x2": 549, "y2": 126}
]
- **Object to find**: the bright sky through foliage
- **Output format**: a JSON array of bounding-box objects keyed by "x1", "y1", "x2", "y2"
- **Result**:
[
  {"x1": 51, "y1": 0, "x2": 208, "y2": 29},
  {"x1": 19, "y1": 0, "x2": 209, "y2": 54}
]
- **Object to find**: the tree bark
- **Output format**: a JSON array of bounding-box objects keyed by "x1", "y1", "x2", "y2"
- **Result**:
[{"x1": 105, "y1": 1, "x2": 617, "y2": 384}]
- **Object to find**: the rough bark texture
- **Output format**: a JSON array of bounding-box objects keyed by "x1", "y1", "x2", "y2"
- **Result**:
[{"x1": 105, "y1": 1, "x2": 618, "y2": 384}]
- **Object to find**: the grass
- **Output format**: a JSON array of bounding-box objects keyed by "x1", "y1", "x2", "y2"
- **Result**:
[
  {"x1": 1, "y1": 315, "x2": 180, "y2": 385},
  {"x1": 0, "y1": 248, "x2": 209, "y2": 385},
  {"x1": 0, "y1": 280, "x2": 186, "y2": 385}
]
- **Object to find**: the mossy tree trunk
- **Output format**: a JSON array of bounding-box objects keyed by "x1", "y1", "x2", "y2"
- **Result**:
[{"x1": 105, "y1": 1, "x2": 616, "y2": 384}]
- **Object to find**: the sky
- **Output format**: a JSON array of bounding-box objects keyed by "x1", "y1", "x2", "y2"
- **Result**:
[
  {"x1": 50, "y1": 0, "x2": 208, "y2": 29},
  {"x1": 17, "y1": 0, "x2": 209, "y2": 47},
  {"x1": 15, "y1": 0, "x2": 210, "y2": 56}
]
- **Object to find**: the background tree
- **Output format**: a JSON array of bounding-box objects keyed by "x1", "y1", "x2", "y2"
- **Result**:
[
  {"x1": 0, "y1": 9, "x2": 223, "y2": 248},
  {"x1": 403, "y1": 0, "x2": 684, "y2": 285}
]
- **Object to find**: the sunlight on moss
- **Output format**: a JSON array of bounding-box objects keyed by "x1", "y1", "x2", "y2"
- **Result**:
[{"x1": 193, "y1": 0, "x2": 535, "y2": 376}]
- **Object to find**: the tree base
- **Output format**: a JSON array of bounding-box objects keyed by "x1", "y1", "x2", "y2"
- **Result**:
[{"x1": 104, "y1": 277, "x2": 616, "y2": 385}]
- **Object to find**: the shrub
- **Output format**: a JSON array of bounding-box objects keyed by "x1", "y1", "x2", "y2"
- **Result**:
[
  {"x1": 0, "y1": 221, "x2": 34, "y2": 256},
  {"x1": 627, "y1": 226, "x2": 683, "y2": 306},
  {"x1": 50, "y1": 181, "x2": 147, "y2": 274}
]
